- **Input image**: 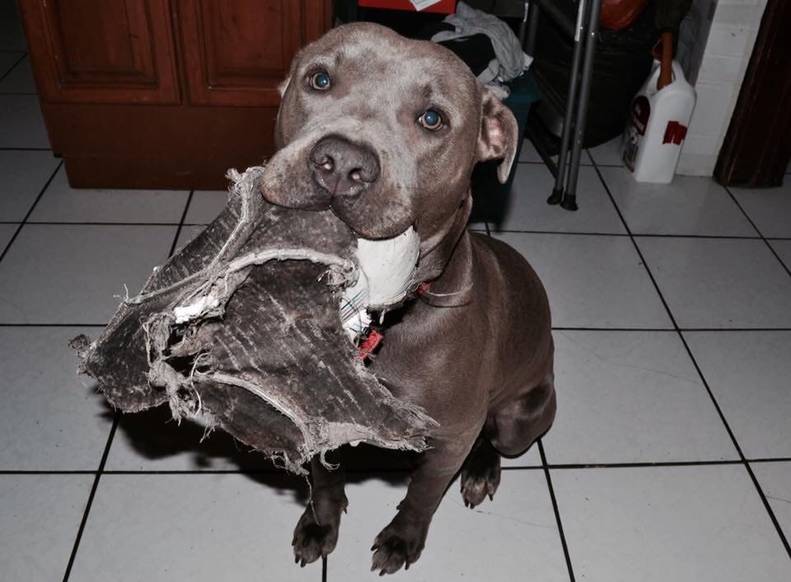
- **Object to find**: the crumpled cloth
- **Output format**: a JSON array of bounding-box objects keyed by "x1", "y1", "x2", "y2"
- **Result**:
[
  {"x1": 72, "y1": 166, "x2": 437, "y2": 475},
  {"x1": 431, "y1": 1, "x2": 532, "y2": 88}
]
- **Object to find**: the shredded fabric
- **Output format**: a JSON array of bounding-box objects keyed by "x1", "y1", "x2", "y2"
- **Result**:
[
  {"x1": 72, "y1": 166, "x2": 437, "y2": 475},
  {"x1": 432, "y1": 1, "x2": 532, "y2": 88}
]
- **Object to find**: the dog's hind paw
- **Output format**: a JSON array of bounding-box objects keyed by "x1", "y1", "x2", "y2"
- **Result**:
[
  {"x1": 292, "y1": 508, "x2": 339, "y2": 567},
  {"x1": 460, "y1": 449, "x2": 501, "y2": 509}
]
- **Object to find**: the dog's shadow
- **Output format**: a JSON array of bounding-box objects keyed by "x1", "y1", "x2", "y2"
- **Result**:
[{"x1": 94, "y1": 386, "x2": 415, "y2": 504}]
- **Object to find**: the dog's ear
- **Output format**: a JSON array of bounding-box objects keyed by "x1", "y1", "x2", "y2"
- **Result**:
[
  {"x1": 477, "y1": 87, "x2": 518, "y2": 183},
  {"x1": 277, "y1": 75, "x2": 291, "y2": 97}
]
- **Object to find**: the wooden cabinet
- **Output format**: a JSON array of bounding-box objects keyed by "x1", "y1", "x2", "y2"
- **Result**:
[{"x1": 18, "y1": 0, "x2": 332, "y2": 189}]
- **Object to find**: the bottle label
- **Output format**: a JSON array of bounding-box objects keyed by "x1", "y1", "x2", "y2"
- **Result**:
[{"x1": 663, "y1": 121, "x2": 688, "y2": 145}]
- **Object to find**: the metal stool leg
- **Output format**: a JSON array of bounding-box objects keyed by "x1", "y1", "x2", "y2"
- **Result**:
[
  {"x1": 561, "y1": 0, "x2": 602, "y2": 211},
  {"x1": 548, "y1": 0, "x2": 588, "y2": 206}
]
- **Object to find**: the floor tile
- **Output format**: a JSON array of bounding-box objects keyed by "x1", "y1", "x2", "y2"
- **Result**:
[
  {"x1": 330, "y1": 471, "x2": 568, "y2": 581},
  {"x1": 542, "y1": 331, "x2": 737, "y2": 464},
  {"x1": 29, "y1": 166, "x2": 189, "y2": 223},
  {"x1": 752, "y1": 461, "x2": 791, "y2": 540},
  {"x1": 0, "y1": 224, "x2": 176, "y2": 324},
  {"x1": 496, "y1": 233, "x2": 672, "y2": 328},
  {"x1": 184, "y1": 190, "x2": 228, "y2": 224},
  {"x1": 769, "y1": 239, "x2": 791, "y2": 271},
  {"x1": 602, "y1": 167, "x2": 757, "y2": 236},
  {"x1": 730, "y1": 183, "x2": 791, "y2": 237},
  {"x1": 684, "y1": 331, "x2": 791, "y2": 459},
  {"x1": 587, "y1": 137, "x2": 624, "y2": 166},
  {"x1": 0, "y1": 474, "x2": 92, "y2": 580},
  {"x1": 552, "y1": 465, "x2": 791, "y2": 582},
  {"x1": 0, "y1": 223, "x2": 15, "y2": 250},
  {"x1": 637, "y1": 237, "x2": 791, "y2": 328},
  {"x1": 518, "y1": 138, "x2": 543, "y2": 163},
  {"x1": 0, "y1": 94, "x2": 49, "y2": 148},
  {"x1": 0, "y1": 50, "x2": 23, "y2": 77},
  {"x1": 0, "y1": 326, "x2": 113, "y2": 470},
  {"x1": 0, "y1": 53, "x2": 35, "y2": 93},
  {"x1": 498, "y1": 163, "x2": 626, "y2": 234},
  {"x1": 500, "y1": 442, "x2": 542, "y2": 467},
  {"x1": 69, "y1": 473, "x2": 319, "y2": 582},
  {"x1": 0, "y1": 150, "x2": 60, "y2": 220}
]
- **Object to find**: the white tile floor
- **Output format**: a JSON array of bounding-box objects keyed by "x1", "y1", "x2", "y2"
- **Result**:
[{"x1": 2, "y1": 10, "x2": 791, "y2": 581}]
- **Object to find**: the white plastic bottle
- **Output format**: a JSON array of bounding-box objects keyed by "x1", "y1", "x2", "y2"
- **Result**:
[{"x1": 623, "y1": 61, "x2": 696, "y2": 183}]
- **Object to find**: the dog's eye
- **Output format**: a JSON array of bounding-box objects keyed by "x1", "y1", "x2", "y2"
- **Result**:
[
  {"x1": 309, "y1": 70, "x2": 332, "y2": 91},
  {"x1": 418, "y1": 109, "x2": 443, "y2": 131},
  {"x1": 418, "y1": 109, "x2": 443, "y2": 130}
]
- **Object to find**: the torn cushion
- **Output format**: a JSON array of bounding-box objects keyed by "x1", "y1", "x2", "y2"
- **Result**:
[{"x1": 72, "y1": 166, "x2": 437, "y2": 474}]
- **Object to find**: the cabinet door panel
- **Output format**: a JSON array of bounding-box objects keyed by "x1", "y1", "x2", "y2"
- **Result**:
[
  {"x1": 179, "y1": 0, "x2": 331, "y2": 106},
  {"x1": 19, "y1": 0, "x2": 179, "y2": 104}
]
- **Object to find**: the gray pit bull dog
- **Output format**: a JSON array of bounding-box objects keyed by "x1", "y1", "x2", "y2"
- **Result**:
[{"x1": 259, "y1": 22, "x2": 556, "y2": 575}]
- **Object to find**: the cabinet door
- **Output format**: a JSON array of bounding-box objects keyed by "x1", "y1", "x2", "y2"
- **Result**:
[
  {"x1": 19, "y1": 0, "x2": 179, "y2": 104},
  {"x1": 178, "y1": 0, "x2": 331, "y2": 107}
]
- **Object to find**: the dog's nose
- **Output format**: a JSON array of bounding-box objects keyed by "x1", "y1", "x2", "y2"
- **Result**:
[{"x1": 309, "y1": 137, "x2": 380, "y2": 197}]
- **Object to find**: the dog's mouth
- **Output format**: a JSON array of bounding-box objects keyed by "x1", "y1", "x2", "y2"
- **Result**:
[{"x1": 259, "y1": 130, "x2": 417, "y2": 241}]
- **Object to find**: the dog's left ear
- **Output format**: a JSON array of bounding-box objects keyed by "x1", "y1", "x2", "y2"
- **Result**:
[{"x1": 477, "y1": 87, "x2": 519, "y2": 183}]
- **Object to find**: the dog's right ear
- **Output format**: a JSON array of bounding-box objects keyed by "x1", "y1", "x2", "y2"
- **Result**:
[
  {"x1": 277, "y1": 75, "x2": 291, "y2": 97},
  {"x1": 477, "y1": 87, "x2": 519, "y2": 183}
]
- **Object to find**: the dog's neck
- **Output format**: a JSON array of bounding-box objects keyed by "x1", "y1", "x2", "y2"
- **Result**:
[{"x1": 415, "y1": 194, "x2": 475, "y2": 308}]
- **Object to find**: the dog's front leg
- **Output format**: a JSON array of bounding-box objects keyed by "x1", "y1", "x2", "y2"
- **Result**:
[
  {"x1": 371, "y1": 439, "x2": 473, "y2": 575},
  {"x1": 292, "y1": 455, "x2": 348, "y2": 566}
]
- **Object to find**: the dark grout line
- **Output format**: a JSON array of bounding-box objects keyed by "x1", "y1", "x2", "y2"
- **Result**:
[
  {"x1": 0, "y1": 160, "x2": 62, "y2": 265},
  {"x1": 0, "y1": 51, "x2": 26, "y2": 83},
  {"x1": 495, "y1": 229, "x2": 764, "y2": 240},
  {"x1": 544, "y1": 460, "x2": 744, "y2": 470},
  {"x1": 538, "y1": 441, "x2": 576, "y2": 582},
  {"x1": 590, "y1": 156, "x2": 791, "y2": 559},
  {"x1": 554, "y1": 327, "x2": 672, "y2": 332},
  {"x1": 554, "y1": 326, "x2": 791, "y2": 332},
  {"x1": 724, "y1": 186, "x2": 791, "y2": 279},
  {"x1": 169, "y1": 190, "x2": 195, "y2": 257},
  {"x1": 749, "y1": 457, "x2": 791, "y2": 464},
  {"x1": 3, "y1": 457, "x2": 791, "y2": 476},
  {"x1": 61, "y1": 415, "x2": 119, "y2": 582}
]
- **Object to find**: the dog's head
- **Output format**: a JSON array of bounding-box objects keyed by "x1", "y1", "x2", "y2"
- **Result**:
[{"x1": 259, "y1": 23, "x2": 517, "y2": 282}]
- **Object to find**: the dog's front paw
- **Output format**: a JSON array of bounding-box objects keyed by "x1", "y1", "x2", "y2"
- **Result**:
[
  {"x1": 460, "y1": 450, "x2": 501, "y2": 508},
  {"x1": 370, "y1": 520, "x2": 428, "y2": 575},
  {"x1": 292, "y1": 508, "x2": 339, "y2": 567}
]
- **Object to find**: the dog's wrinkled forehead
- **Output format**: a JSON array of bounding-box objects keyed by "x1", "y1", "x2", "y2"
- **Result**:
[{"x1": 289, "y1": 23, "x2": 480, "y2": 116}]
